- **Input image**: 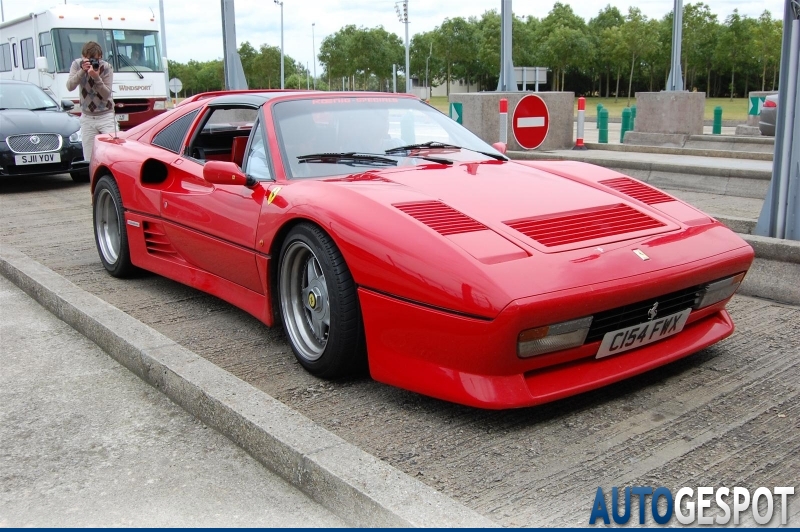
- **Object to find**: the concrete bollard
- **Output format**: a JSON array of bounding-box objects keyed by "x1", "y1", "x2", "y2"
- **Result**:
[
  {"x1": 499, "y1": 98, "x2": 508, "y2": 144},
  {"x1": 574, "y1": 97, "x2": 587, "y2": 150},
  {"x1": 713, "y1": 106, "x2": 723, "y2": 135},
  {"x1": 620, "y1": 108, "x2": 632, "y2": 143},
  {"x1": 598, "y1": 108, "x2": 609, "y2": 144},
  {"x1": 596, "y1": 103, "x2": 603, "y2": 128}
]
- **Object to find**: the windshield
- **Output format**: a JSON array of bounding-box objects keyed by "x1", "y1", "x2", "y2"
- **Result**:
[
  {"x1": 272, "y1": 97, "x2": 504, "y2": 179},
  {"x1": 52, "y1": 28, "x2": 162, "y2": 73},
  {"x1": 0, "y1": 83, "x2": 60, "y2": 110}
]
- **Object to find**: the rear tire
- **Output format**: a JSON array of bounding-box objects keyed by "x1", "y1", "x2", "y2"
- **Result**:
[
  {"x1": 278, "y1": 223, "x2": 365, "y2": 378},
  {"x1": 93, "y1": 175, "x2": 134, "y2": 277}
]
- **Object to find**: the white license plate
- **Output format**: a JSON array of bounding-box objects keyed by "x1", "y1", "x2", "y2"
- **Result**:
[
  {"x1": 14, "y1": 152, "x2": 61, "y2": 165},
  {"x1": 116, "y1": 113, "x2": 129, "y2": 122},
  {"x1": 596, "y1": 308, "x2": 692, "y2": 359}
]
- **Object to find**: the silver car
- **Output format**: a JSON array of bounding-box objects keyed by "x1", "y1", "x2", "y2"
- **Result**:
[{"x1": 759, "y1": 94, "x2": 778, "y2": 137}]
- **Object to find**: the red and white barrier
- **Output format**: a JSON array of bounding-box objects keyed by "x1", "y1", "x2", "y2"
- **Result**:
[
  {"x1": 574, "y1": 96, "x2": 587, "y2": 150},
  {"x1": 499, "y1": 98, "x2": 508, "y2": 144}
]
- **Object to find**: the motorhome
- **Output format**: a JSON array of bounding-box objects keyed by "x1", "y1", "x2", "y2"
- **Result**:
[{"x1": 0, "y1": 4, "x2": 168, "y2": 128}]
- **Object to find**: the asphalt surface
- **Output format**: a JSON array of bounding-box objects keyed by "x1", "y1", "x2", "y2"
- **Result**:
[{"x1": 1, "y1": 173, "x2": 798, "y2": 526}]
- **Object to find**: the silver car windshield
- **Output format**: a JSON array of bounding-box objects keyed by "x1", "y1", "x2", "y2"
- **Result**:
[{"x1": 272, "y1": 97, "x2": 504, "y2": 179}]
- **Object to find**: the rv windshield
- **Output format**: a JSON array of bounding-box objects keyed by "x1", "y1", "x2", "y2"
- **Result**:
[{"x1": 52, "y1": 28, "x2": 162, "y2": 73}]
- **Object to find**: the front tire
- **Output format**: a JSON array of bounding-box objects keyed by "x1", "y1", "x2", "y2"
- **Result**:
[
  {"x1": 278, "y1": 223, "x2": 365, "y2": 378},
  {"x1": 93, "y1": 175, "x2": 134, "y2": 277}
]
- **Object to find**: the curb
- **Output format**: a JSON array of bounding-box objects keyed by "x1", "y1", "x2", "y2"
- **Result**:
[
  {"x1": 509, "y1": 150, "x2": 773, "y2": 181},
  {"x1": 583, "y1": 143, "x2": 773, "y2": 162},
  {"x1": 0, "y1": 245, "x2": 498, "y2": 528}
]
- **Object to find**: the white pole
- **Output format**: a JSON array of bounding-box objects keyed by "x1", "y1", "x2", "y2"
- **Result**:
[
  {"x1": 312, "y1": 22, "x2": 316, "y2": 90},
  {"x1": 274, "y1": 1, "x2": 284, "y2": 89},
  {"x1": 404, "y1": 8, "x2": 410, "y2": 93}
]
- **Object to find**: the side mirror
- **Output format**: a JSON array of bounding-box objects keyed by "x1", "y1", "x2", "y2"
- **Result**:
[
  {"x1": 203, "y1": 160, "x2": 256, "y2": 187},
  {"x1": 61, "y1": 99, "x2": 75, "y2": 111},
  {"x1": 36, "y1": 56, "x2": 49, "y2": 72},
  {"x1": 492, "y1": 142, "x2": 507, "y2": 155}
]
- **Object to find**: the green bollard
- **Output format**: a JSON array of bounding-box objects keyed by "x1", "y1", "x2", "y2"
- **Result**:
[
  {"x1": 598, "y1": 108, "x2": 609, "y2": 144},
  {"x1": 713, "y1": 106, "x2": 723, "y2": 135},
  {"x1": 630, "y1": 105, "x2": 637, "y2": 132},
  {"x1": 620, "y1": 107, "x2": 632, "y2": 143},
  {"x1": 596, "y1": 103, "x2": 603, "y2": 129}
]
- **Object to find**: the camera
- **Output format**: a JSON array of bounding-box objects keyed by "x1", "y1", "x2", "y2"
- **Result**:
[{"x1": 88, "y1": 58, "x2": 100, "y2": 70}]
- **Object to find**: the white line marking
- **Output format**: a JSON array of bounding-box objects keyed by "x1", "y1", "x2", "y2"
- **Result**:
[{"x1": 517, "y1": 117, "x2": 545, "y2": 128}]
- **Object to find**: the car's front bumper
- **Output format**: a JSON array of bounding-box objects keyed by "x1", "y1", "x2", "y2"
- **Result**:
[
  {"x1": 0, "y1": 141, "x2": 85, "y2": 178},
  {"x1": 360, "y1": 245, "x2": 754, "y2": 409}
]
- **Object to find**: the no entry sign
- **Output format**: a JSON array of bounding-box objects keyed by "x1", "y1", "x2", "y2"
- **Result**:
[{"x1": 512, "y1": 94, "x2": 550, "y2": 150}]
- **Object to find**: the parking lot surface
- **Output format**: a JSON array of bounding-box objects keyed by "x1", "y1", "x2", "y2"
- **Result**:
[{"x1": 1, "y1": 174, "x2": 798, "y2": 526}]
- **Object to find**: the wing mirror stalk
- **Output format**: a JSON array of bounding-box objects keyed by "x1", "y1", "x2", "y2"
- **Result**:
[{"x1": 203, "y1": 160, "x2": 257, "y2": 187}]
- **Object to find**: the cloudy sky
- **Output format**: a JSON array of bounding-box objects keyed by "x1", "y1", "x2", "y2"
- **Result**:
[{"x1": 3, "y1": 0, "x2": 786, "y2": 74}]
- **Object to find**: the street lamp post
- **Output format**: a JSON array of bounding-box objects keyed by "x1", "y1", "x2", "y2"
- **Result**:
[
  {"x1": 274, "y1": 0, "x2": 284, "y2": 89},
  {"x1": 312, "y1": 22, "x2": 317, "y2": 90},
  {"x1": 395, "y1": 1, "x2": 409, "y2": 93}
]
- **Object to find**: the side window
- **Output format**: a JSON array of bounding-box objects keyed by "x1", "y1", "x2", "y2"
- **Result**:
[
  {"x1": 152, "y1": 109, "x2": 200, "y2": 153},
  {"x1": 21, "y1": 38, "x2": 35, "y2": 70},
  {"x1": 187, "y1": 106, "x2": 258, "y2": 161},
  {"x1": 12, "y1": 43, "x2": 18, "y2": 68},
  {"x1": 39, "y1": 32, "x2": 55, "y2": 74},
  {"x1": 0, "y1": 44, "x2": 11, "y2": 72},
  {"x1": 244, "y1": 120, "x2": 272, "y2": 181}
]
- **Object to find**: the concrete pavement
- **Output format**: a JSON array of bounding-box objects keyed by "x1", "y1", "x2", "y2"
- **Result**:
[
  {"x1": 0, "y1": 246, "x2": 498, "y2": 528},
  {"x1": 0, "y1": 274, "x2": 347, "y2": 527}
]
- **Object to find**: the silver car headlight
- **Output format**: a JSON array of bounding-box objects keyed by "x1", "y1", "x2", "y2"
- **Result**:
[
  {"x1": 69, "y1": 130, "x2": 82, "y2": 143},
  {"x1": 154, "y1": 100, "x2": 167, "y2": 110}
]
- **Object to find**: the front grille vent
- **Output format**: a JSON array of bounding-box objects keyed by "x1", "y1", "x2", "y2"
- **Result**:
[
  {"x1": 600, "y1": 177, "x2": 674, "y2": 205},
  {"x1": 6, "y1": 133, "x2": 62, "y2": 153},
  {"x1": 505, "y1": 204, "x2": 665, "y2": 247},
  {"x1": 585, "y1": 284, "x2": 702, "y2": 343},
  {"x1": 394, "y1": 200, "x2": 486, "y2": 235}
]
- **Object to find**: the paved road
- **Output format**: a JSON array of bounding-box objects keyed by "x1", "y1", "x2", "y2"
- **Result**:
[
  {"x1": 1, "y1": 174, "x2": 798, "y2": 526},
  {"x1": 0, "y1": 275, "x2": 344, "y2": 527}
]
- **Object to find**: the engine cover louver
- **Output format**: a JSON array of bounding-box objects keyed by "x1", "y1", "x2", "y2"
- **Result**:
[
  {"x1": 394, "y1": 200, "x2": 487, "y2": 235},
  {"x1": 600, "y1": 177, "x2": 674, "y2": 205},
  {"x1": 505, "y1": 204, "x2": 666, "y2": 247}
]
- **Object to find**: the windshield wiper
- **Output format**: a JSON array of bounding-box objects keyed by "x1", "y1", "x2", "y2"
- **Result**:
[
  {"x1": 297, "y1": 152, "x2": 398, "y2": 167},
  {"x1": 118, "y1": 54, "x2": 144, "y2": 79},
  {"x1": 385, "y1": 141, "x2": 507, "y2": 161}
]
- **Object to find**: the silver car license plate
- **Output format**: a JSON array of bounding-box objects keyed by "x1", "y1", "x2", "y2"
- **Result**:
[
  {"x1": 596, "y1": 308, "x2": 692, "y2": 359},
  {"x1": 14, "y1": 153, "x2": 61, "y2": 165}
]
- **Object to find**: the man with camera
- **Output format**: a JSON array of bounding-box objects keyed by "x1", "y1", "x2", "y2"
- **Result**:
[{"x1": 67, "y1": 41, "x2": 115, "y2": 161}]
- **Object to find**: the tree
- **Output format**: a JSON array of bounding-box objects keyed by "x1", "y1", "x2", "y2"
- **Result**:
[
  {"x1": 433, "y1": 17, "x2": 478, "y2": 96},
  {"x1": 683, "y1": 3, "x2": 719, "y2": 94},
  {"x1": 621, "y1": 7, "x2": 653, "y2": 105},
  {"x1": 714, "y1": 10, "x2": 753, "y2": 100},
  {"x1": 753, "y1": 11, "x2": 783, "y2": 90},
  {"x1": 589, "y1": 5, "x2": 625, "y2": 96}
]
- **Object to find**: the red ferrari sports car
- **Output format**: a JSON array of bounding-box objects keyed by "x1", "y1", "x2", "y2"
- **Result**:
[{"x1": 89, "y1": 90, "x2": 754, "y2": 409}]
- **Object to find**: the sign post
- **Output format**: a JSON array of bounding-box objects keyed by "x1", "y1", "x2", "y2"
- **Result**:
[
  {"x1": 169, "y1": 77, "x2": 183, "y2": 107},
  {"x1": 512, "y1": 94, "x2": 550, "y2": 150}
]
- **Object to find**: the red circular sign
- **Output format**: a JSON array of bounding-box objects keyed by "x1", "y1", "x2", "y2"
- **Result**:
[{"x1": 512, "y1": 94, "x2": 550, "y2": 150}]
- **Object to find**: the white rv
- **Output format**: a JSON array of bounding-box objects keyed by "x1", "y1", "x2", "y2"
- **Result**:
[{"x1": 0, "y1": 4, "x2": 168, "y2": 128}]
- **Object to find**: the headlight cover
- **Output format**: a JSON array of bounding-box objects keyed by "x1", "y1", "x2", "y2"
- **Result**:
[
  {"x1": 695, "y1": 272, "x2": 746, "y2": 309},
  {"x1": 154, "y1": 100, "x2": 167, "y2": 110},
  {"x1": 518, "y1": 316, "x2": 593, "y2": 358},
  {"x1": 69, "y1": 130, "x2": 82, "y2": 143}
]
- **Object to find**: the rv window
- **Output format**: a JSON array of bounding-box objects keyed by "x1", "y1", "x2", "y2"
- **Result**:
[
  {"x1": 39, "y1": 32, "x2": 56, "y2": 74},
  {"x1": 21, "y1": 38, "x2": 35, "y2": 70},
  {"x1": 0, "y1": 44, "x2": 11, "y2": 72}
]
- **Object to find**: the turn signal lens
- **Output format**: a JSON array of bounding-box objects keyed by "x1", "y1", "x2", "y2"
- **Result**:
[
  {"x1": 695, "y1": 272, "x2": 746, "y2": 309},
  {"x1": 763, "y1": 99, "x2": 777, "y2": 108},
  {"x1": 518, "y1": 316, "x2": 593, "y2": 358}
]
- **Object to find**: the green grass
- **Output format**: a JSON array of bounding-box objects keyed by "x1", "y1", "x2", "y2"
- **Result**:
[{"x1": 429, "y1": 94, "x2": 750, "y2": 121}]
